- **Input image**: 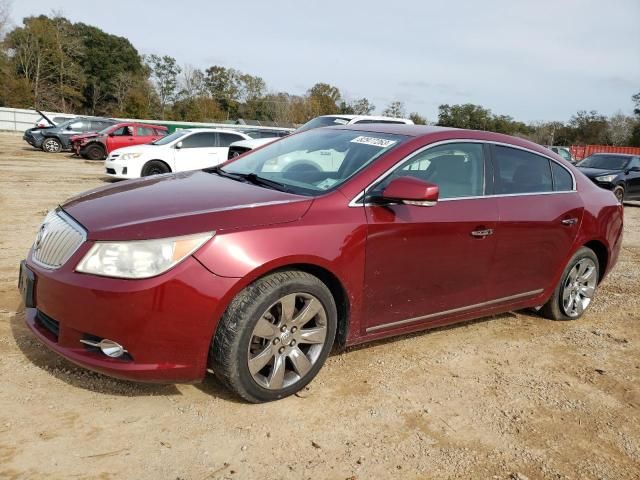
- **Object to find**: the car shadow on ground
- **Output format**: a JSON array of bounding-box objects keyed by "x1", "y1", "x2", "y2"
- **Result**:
[
  {"x1": 8, "y1": 305, "x2": 184, "y2": 397},
  {"x1": 9, "y1": 301, "x2": 247, "y2": 402}
]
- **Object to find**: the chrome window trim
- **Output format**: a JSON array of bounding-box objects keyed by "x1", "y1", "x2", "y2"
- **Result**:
[
  {"x1": 365, "y1": 288, "x2": 544, "y2": 333},
  {"x1": 348, "y1": 139, "x2": 577, "y2": 207}
]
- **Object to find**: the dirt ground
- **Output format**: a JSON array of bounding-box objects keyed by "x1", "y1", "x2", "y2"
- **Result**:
[{"x1": 0, "y1": 131, "x2": 638, "y2": 480}]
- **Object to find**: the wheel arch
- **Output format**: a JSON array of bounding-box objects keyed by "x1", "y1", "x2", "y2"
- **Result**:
[
  {"x1": 213, "y1": 261, "x2": 352, "y2": 350},
  {"x1": 583, "y1": 239, "x2": 608, "y2": 283},
  {"x1": 143, "y1": 159, "x2": 172, "y2": 173}
]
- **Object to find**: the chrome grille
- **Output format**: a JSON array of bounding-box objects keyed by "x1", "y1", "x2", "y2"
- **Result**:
[{"x1": 31, "y1": 210, "x2": 86, "y2": 269}]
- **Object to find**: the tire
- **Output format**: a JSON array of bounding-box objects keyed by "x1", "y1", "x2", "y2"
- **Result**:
[
  {"x1": 539, "y1": 247, "x2": 599, "y2": 321},
  {"x1": 210, "y1": 270, "x2": 337, "y2": 403},
  {"x1": 85, "y1": 144, "x2": 106, "y2": 161},
  {"x1": 141, "y1": 160, "x2": 170, "y2": 176},
  {"x1": 613, "y1": 186, "x2": 625, "y2": 203},
  {"x1": 42, "y1": 138, "x2": 62, "y2": 153}
]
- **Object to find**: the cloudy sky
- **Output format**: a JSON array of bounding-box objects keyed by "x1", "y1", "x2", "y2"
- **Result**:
[{"x1": 8, "y1": 0, "x2": 640, "y2": 122}]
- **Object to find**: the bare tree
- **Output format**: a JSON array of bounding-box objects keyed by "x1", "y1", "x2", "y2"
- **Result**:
[
  {"x1": 113, "y1": 71, "x2": 134, "y2": 113},
  {"x1": 0, "y1": 0, "x2": 11, "y2": 39},
  {"x1": 607, "y1": 111, "x2": 635, "y2": 146},
  {"x1": 382, "y1": 101, "x2": 406, "y2": 118}
]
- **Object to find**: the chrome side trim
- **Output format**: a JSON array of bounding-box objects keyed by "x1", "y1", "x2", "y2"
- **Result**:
[
  {"x1": 365, "y1": 288, "x2": 544, "y2": 333},
  {"x1": 349, "y1": 139, "x2": 576, "y2": 207}
]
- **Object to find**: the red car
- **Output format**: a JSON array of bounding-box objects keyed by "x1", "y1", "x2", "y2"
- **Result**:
[
  {"x1": 19, "y1": 125, "x2": 623, "y2": 402},
  {"x1": 71, "y1": 122, "x2": 168, "y2": 160}
]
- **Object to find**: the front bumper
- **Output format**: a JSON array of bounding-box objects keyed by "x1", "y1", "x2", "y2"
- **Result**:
[
  {"x1": 22, "y1": 250, "x2": 238, "y2": 383},
  {"x1": 104, "y1": 158, "x2": 135, "y2": 179},
  {"x1": 23, "y1": 133, "x2": 43, "y2": 148}
]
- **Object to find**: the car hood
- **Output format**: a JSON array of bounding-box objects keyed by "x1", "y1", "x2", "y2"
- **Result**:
[
  {"x1": 62, "y1": 170, "x2": 312, "y2": 241},
  {"x1": 576, "y1": 167, "x2": 620, "y2": 178}
]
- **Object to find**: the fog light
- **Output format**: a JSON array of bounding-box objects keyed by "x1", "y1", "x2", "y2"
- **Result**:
[{"x1": 80, "y1": 338, "x2": 127, "y2": 358}]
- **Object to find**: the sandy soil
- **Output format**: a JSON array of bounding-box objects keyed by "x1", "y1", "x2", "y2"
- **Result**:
[{"x1": 0, "y1": 132, "x2": 638, "y2": 480}]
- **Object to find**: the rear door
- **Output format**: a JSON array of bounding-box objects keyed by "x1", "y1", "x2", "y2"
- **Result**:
[
  {"x1": 489, "y1": 144, "x2": 583, "y2": 299},
  {"x1": 136, "y1": 125, "x2": 160, "y2": 145},
  {"x1": 363, "y1": 142, "x2": 499, "y2": 333}
]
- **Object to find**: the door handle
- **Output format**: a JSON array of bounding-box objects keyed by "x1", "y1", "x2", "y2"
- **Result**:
[
  {"x1": 561, "y1": 218, "x2": 578, "y2": 225},
  {"x1": 471, "y1": 228, "x2": 493, "y2": 238}
]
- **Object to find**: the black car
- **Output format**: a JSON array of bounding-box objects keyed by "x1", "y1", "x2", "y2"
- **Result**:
[
  {"x1": 39, "y1": 117, "x2": 117, "y2": 153},
  {"x1": 576, "y1": 153, "x2": 640, "y2": 202}
]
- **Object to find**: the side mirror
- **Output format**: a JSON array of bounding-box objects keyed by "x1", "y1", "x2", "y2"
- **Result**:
[
  {"x1": 175, "y1": 141, "x2": 183, "y2": 149},
  {"x1": 629, "y1": 166, "x2": 640, "y2": 172},
  {"x1": 381, "y1": 177, "x2": 439, "y2": 206},
  {"x1": 66, "y1": 125, "x2": 73, "y2": 130},
  {"x1": 108, "y1": 132, "x2": 115, "y2": 137}
]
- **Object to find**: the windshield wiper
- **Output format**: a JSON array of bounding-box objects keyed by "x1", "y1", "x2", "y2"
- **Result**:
[{"x1": 208, "y1": 167, "x2": 291, "y2": 192}]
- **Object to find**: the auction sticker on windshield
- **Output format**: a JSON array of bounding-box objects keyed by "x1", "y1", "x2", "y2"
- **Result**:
[{"x1": 350, "y1": 136, "x2": 397, "y2": 148}]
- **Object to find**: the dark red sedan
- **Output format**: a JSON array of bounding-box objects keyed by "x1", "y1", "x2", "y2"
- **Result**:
[{"x1": 19, "y1": 125, "x2": 623, "y2": 402}]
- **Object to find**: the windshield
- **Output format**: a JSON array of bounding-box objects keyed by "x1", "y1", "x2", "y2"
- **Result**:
[
  {"x1": 577, "y1": 155, "x2": 630, "y2": 170},
  {"x1": 220, "y1": 128, "x2": 407, "y2": 196},
  {"x1": 151, "y1": 130, "x2": 187, "y2": 145},
  {"x1": 98, "y1": 125, "x2": 116, "y2": 134},
  {"x1": 296, "y1": 116, "x2": 351, "y2": 133}
]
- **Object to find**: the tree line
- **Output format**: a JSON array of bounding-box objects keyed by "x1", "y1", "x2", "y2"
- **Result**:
[{"x1": 0, "y1": 9, "x2": 638, "y2": 146}]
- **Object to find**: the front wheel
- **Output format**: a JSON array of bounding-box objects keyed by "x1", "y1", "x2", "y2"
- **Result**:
[
  {"x1": 613, "y1": 186, "x2": 625, "y2": 203},
  {"x1": 141, "y1": 160, "x2": 170, "y2": 176},
  {"x1": 85, "y1": 144, "x2": 106, "y2": 160},
  {"x1": 210, "y1": 271, "x2": 337, "y2": 403},
  {"x1": 42, "y1": 138, "x2": 62, "y2": 153},
  {"x1": 539, "y1": 247, "x2": 599, "y2": 321}
]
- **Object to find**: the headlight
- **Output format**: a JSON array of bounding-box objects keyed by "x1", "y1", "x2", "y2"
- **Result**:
[
  {"x1": 120, "y1": 153, "x2": 143, "y2": 161},
  {"x1": 76, "y1": 232, "x2": 214, "y2": 279},
  {"x1": 595, "y1": 174, "x2": 617, "y2": 182}
]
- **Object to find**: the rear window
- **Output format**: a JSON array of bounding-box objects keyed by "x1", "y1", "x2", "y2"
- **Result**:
[
  {"x1": 494, "y1": 146, "x2": 552, "y2": 194},
  {"x1": 296, "y1": 116, "x2": 351, "y2": 133},
  {"x1": 551, "y1": 162, "x2": 573, "y2": 191}
]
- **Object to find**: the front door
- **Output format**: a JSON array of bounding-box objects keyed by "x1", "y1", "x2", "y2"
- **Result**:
[
  {"x1": 173, "y1": 132, "x2": 219, "y2": 171},
  {"x1": 625, "y1": 156, "x2": 640, "y2": 198},
  {"x1": 363, "y1": 142, "x2": 498, "y2": 333}
]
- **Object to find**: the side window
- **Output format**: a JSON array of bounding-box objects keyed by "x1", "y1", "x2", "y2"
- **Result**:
[
  {"x1": 111, "y1": 126, "x2": 127, "y2": 136},
  {"x1": 154, "y1": 129, "x2": 168, "y2": 136},
  {"x1": 180, "y1": 132, "x2": 216, "y2": 148},
  {"x1": 551, "y1": 162, "x2": 573, "y2": 191},
  {"x1": 494, "y1": 146, "x2": 552, "y2": 194},
  {"x1": 558, "y1": 149, "x2": 571, "y2": 162},
  {"x1": 67, "y1": 120, "x2": 85, "y2": 130},
  {"x1": 218, "y1": 133, "x2": 245, "y2": 147},
  {"x1": 377, "y1": 143, "x2": 485, "y2": 199},
  {"x1": 137, "y1": 126, "x2": 155, "y2": 136},
  {"x1": 629, "y1": 157, "x2": 640, "y2": 169},
  {"x1": 90, "y1": 121, "x2": 109, "y2": 131}
]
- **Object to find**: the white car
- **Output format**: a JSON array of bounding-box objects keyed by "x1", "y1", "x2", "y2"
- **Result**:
[
  {"x1": 226, "y1": 114, "x2": 415, "y2": 172},
  {"x1": 104, "y1": 128, "x2": 251, "y2": 179}
]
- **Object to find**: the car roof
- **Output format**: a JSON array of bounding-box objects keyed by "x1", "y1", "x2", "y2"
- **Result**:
[
  {"x1": 331, "y1": 124, "x2": 560, "y2": 158},
  {"x1": 111, "y1": 122, "x2": 167, "y2": 129},
  {"x1": 180, "y1": 128, "x2": 246, "y2": 134},
  {"x1": 588, "y1": 152, "x2": 635, "y2": 157}
]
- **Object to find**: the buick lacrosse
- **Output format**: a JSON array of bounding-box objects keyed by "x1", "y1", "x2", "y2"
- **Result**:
[{"x1": 19, "y1": 125, "x2": 623, "y2": 402}]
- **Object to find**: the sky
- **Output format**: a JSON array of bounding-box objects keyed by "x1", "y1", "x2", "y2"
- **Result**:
[{"x1": 7, "y1": 0, "x2": 640, "y2": 123}]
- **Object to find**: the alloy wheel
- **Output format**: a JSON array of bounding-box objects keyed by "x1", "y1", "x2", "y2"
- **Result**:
[
  {"x1": 247, "y1": 292, "x2": 328, "y2": 390},
  {"x1": 43, "y1": 139, "x2": 61, "y2": 153},
  {"x1": 561, "y1": 258, "x2": 597, "y2": 318}
]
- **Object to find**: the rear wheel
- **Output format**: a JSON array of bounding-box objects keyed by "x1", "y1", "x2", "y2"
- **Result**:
[
  {"x1": 613, "y1": 186, "x2": 625, "y2": 203},
  {"x1": 539, "y1": 247, "x2": 599, "y2": 321},
  {"x1": 141, "y1": 160, "x2": 170, "y2": 176},
  {"x1": 210, "y1": 271, "x2": 337, "y2": 403},
  {"x1": 42, "y1": 138, "x2": 62, "y2": 153},
  {"x1": 85, "y1": 144, "x2": 106, "y2": 160}
]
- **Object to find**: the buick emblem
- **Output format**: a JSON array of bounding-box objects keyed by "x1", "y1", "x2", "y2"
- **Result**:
[{"x1": 34, "y1": 223, "x2": 48, "y2": 251}]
